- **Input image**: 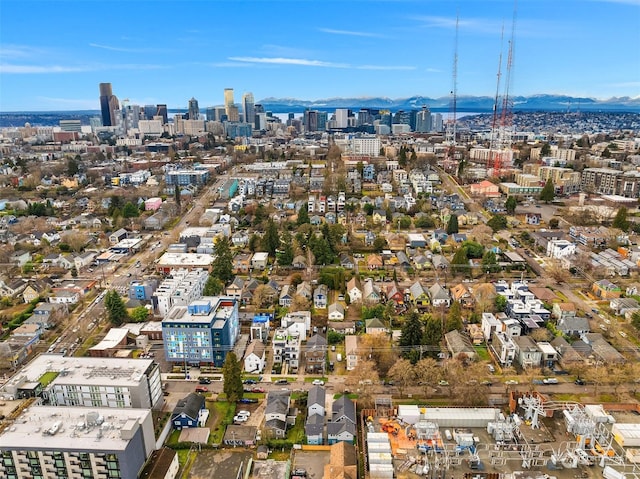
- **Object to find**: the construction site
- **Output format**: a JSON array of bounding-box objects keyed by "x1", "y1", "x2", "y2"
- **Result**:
[{"x1": 359, "y1": 393, "x2": 640, "y2": 479}]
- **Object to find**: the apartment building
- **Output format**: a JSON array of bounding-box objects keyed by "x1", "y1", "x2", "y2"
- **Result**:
[{"x1": 152, "y1": 268, "x2": 209, "y2": 317}]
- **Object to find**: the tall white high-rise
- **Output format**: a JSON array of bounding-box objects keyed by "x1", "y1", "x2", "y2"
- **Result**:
[{"x1": 335, "y1": 109, "x2": 349, "y2": 129}]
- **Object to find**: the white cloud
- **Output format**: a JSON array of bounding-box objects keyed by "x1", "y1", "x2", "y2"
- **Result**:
[
  {"x1": 228, "y1": 56, "x2": 349, "y2": 68},
  {"x1": 0, "y1": 62, "x2": 168, "y2": 74},
  {"x1": 89, "y1": 43, "x2": 143, "y2": 53},
  {"x1": 0, "y1": 44, "x2": 45, "y2": 59},
  {"x1": 356, "y1": 65, "x2": 416, "y2": 71},
  {"x1": 319, "y1": 28, "x2": 385, "y2": 38}
]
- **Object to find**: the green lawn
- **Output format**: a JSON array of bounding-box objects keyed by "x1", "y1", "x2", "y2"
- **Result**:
[
  {"x1": 271, "y1": 377, "x2": 296, "y2": 383},
  {"x1": 39, "y1": 371, "x2": 59, "y2": 387},
  {"x1": 474, "y1": 346, "x2": 490, "y2": 361},
  {"x1": 210, "y1": 401, "x2": 235, "y2": 444},
  {"x1": 303, "y1": 377, "x2": 327, "y2": 383},
  {"x1": 333, "y1": 393, "x2": 359, "y2": 400}
]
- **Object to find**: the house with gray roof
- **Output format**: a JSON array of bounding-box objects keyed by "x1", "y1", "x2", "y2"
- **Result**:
[
  {"x1": 265, "y1": 390, "x2": 291, "y2": 438},
  {"x1": 171, "y1": 392, "x2": 206, "y2": 430},
  {"x1": 557, "y1": 316, "x2": 590, "y2": 337},
  {"x1": 308, "y1": 385, "x2": 326, "y2": 417},
  {"x1": 429, "y1": 283, "x2": 451, "y2": 307},
  {"x1": 305, "y1": 413, "x2": 325, "y2": 445},
  {"x1": 327, "y1": 395, "x2": 357, "y2": 445},
  {"x1": 444, "y1": 330, "x2": 477, "y2": 361}
]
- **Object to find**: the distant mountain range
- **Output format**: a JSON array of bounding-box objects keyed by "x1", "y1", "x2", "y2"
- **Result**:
[{"x1": 257, "y1": 94, "x2": 640, "y2": 113}]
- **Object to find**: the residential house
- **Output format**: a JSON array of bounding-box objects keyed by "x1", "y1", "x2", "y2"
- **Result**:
[
  {"x1": 251, "y1": 252, "x2": 269, "y2": 271},
  {"x1": 512, "y1": 336, "x2": 543, "y2": 368},
  {"x1": 429, "y1": 283, "x2": 451, "y2": 307},
  {"x1": 327, "y1": 396, "x2": 356, "y2": 445},
  {"x1": 346, "y1": 277, "x2": 362, "y2": 303},
  {"x1": 233, "y1": 253, "x2": 251, "y2": 274},
  {"x1": 384, "y1": 283, "x2": 404, "y2": 307},
  {"x1": 244, "y1": 340, "x2": 266, "y2": 374},
  {"x1": 345, "y1": 335, "x2": 359, "y2": 371},
  {"x1": 305, "y1": 413, "x2": 325, "y2": 445},
  {"x1": 74, "y1": 251, "x2": 96, "y2": 271},
  {"x1": 591, "y1": 279, "x2": 621, "y2": 299},
  {"x1": 610, "y1": 297, "x2": 640, "y2": 316},
  {"x1": 109, "y1": 228, "x2": 128, "y2": 245},
  {"x1": 444, "y1": 330, "x2": 477, "y2": 361},
  {"x1": 308, "y1": 385, "x2": 326, "y2": 417},
  {"x1": 297, "y1": 281, "x2": 313, "y2": 300},
  {"x1": 272, "y1": 329, "x2": 301, "y2": 372},
  {"x1": 470, "y1": 180, "x2": 500, "y2": 197},
  {"x1": 231, "y1": 230, "x2": 249, "y2": 247},
  {"x1": 171, "y1": 393, "x2": 206, "y2": 430},
  {"x1": 581, "y1": 333, "x2": 625, "y2": 364},
  {"x1": 328, "y1": 302, "x2": 345, "y2": 321},
  {"x1": 265, "y1": 391, "x2": 291, "y2": 438},
  {"x1": 279, "y1": 285, "x2": 294, "y2": 307},
  {"x1": 305, "y1": 334, "x2": 327, "y2": 374},
  {"x1": 372, "y1": 210, "x2": 387, "y2": 225},
  {"x1": 226, "y1": 277, "x2": 244, "y2": 299},
  {"x1": 553, "y1": 302, "x2": 576, "y2": 321},
  {"x1": 10, "y1": 250, "x2": 31, "y2": 267},
  {"x1": 328, "y1": 321, "x2": 356, "y2": 335},
  {"x1": 490, "y1": 331, "x2": 517, "y2": 367},
  {"x1": 537, "y1": 341, "x2": 559, "y2": 368},
  {"x1": 340, "y1": 254, "x2": 355, "y2": 270},
  {"x1": 409, "y1": 281, "x2": 429, "y2": 309},
  {"x1": 367, "y1": 254, "x2": 383, "y2": 270},
  {"x1": 413, "y1": 254, "x2": 430, "y2": 270},
  {"x1": 481, "y1": 312, "x2": 501, "y2": 342},
  {"x1": 431, "y1": 255, "x2": 450, "y2": 270},
  {"x1": 525, "y1": 213, "x2": 542, "y2": 225},
  {"x1": 550, "y1": 337, "x2": 585, "y2": 368},
  {"x1": 365, "y1": 318, "x2": 388, "y2": 335},
  {"x1": 313, "y1": 284, "x2": 328, "y2": 309},
  {"x1": 547, "y1": 239, "x2": 577, "y2": 259},
  {"x1": 22, "y1": 280, "x2": 49, "y2": 303},
  {"x1": 450, "y1": 283, "x2": 474, "y2": 309},
  {"x1": 362, "y1": 278, "x2": 381, "y2": 304},
  {"x1": 49, "y1": 291, "x2": 80, "y2": 304},
  {"x1": 281, "y1": 311, "x2": 312, "y2": 338},
  {"x1": 292, "y1": 255, "x2": 307, "y2": 270},
  {"x1": 323, "y1": 442, "x2": 358, "y2": 479}
]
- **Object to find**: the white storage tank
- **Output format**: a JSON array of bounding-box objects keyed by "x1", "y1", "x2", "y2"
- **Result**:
[
  {"x1": 367, "y1": 432, "x2": 391, "y2": 443},
  {"x1": 368, "y1": 452, "x2": 393, "y2": 465},
  {"x1": 369, "y1": 464, "x2": 394, "y2": 479},
  {"x1": 368, "y1": 442, "x2": 392, "y2": 453}
]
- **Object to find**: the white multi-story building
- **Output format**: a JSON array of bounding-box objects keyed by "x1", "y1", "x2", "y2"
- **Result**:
[
  {"x1": 152, "y1": 268, "x2": 209, "y2": 317},
  {"x1": 0, "y1": 355, "x2": 163, "y2": 410},
  {"x1": 0, "y1": 406, "x2": 155, "y2": 479},
  {"x1": 352, "y1": 135, "x2": 381, "y2": 156},
  {"x1": 546, "y1": 239, "x2": 577, "y2": 259}
]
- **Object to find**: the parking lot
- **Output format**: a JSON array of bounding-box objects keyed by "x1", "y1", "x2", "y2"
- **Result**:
[{"x1": 292, "y1": 450, "x2": 331, "y2": 479}]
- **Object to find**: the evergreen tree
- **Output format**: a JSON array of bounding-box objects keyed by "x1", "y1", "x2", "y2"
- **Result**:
[
  {"x1": 422, "y1": 315, "x2": 443, "y2": 350},
  {"x1": 487, "y1": 214, "x2": 508, "y2": 232},
  {"x1": 445, "y1": 301, "x2": 463, "y2": 332},
  {"x1": 211, "y1": 237, "x2": 234, "y2": 284},
  {"x1": 262, "y1": 218, "x2": 280, "y2": 257},
  {"x1": 122, "y1": 202, "x2": 140, "y2": 218},
  {"x1": 495, "y1": 295, "x2": 507, "y2": 312},
  {"x1": 446, "y1": 214, "x2": 459, "y2": 235},
  {"x1": 278, "y1": 231, "x2": 294, "y2": 266},
  {"x1": 174, "y1": 184, "x2": 181, "y2": 211},
  {"x1": 451, "y1": 247, "x2": 468, "y2": 274},
  {"x1": 612, "y1": 207, "x2": 630, "y2": 232},
  {"x1": 400, "y1": 310, "x2": 423, "y2": 348},
  {"x1": 108, "y1": 196, "x2": 123, "y2": 217},
  {"x1": 222, "y1": 352, "x2": 244, "y2": 402},
  {"x1": 104, "y1": 290, "x2": 128, "y2": 326},
  {"x1": 203, "y1": 276, "x2": 224, "y2": 295},
  {"x1": 505, "y1": 196, "x2": 517, "y2": 215},
  {"x1": 540, "y1": 179, "x2": 555, "y2": 203},
  {"x1": 296, "y1": 205, "x2": 310, "y2": 225},
  {"x1": 482, "y1": 250, "x2": 499, "y2": 273}
]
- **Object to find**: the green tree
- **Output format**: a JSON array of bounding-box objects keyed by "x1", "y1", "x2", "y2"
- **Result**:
[
  {"x1": 399, "y1": 216, "x2": 412, "y2": 229},
  {"x1": 602, "y1": 147, "x2": 612, "y2": 158},
  {"x1": 400, "y1": 310, "x2": 423, "y2": 349},
  {"x1": 108, "y1": 195, "x2": 123, "y2": 217},
  {"x1": 278, "y1": 231, "x2": 294, "y2": 266},
  {"x1": 414, "y1": 215, "x2": 435, "y2": 228},
  {"x1": 462, "y1": 241, "x2": 484, "y2": 259},
  {"x1": 328, "y1": 330, "x2": 345, "y2": 345},
  {"x1": 446, "y1": 214, "x2": 459, "y2": 235},
  {"x1": 104, "y1": 290, "x2": 129, "y2": 326},
  {"x1": 122, "y1": 202, "x2": 140, "y2": 218},
  {"x1": 70, "y1": 266, "x2": 78, "y2": 278},
  {"x1": 296, "y1": 205, "x2": 310, "y2": 225},
  {"x1": 222, "y1": 352, "x2": 244, "y2": 402},
  {"x1": 174, "y1": 184, "x2": 181, "y2": 211},
  {"x1": 540, "y1": 179, "x2": 555, "y2": 203},
  {"x1": 495, "y1": 295, "x2": 507, "y2": 313},
  {"x1": 445, "y1": 301, "x2": 463, "y2": 332},
  {"x1": 482, "y1": 250, "x2": 499, "y2": 273},
  {"x1": 422, "y1": 315, "x2": 443, "y2": 350},
  {"x1": 363, "y1": 204, "x2": 374, "y2": 216},
  {"x1": 487, "y1": 214, "x2": 508, "y2": 232},
  {"x1": 203, "y1": 276, "x2": 224, "y2": 295},
  {"x1": 130, "y1": 306, "x2": 149, "y2": 322},
  {"x1": 612, "y1": 207, "x2": 630, "y2": 232},
  {"x1": 262, "y1": 218, "x2": 280, "y2": 257},
  {"x1": 549, "y1": 218, "x2": 559, "y2": 229},
  {"x1": 540, "y1": 142, "x2": 552, "y2": 157},
  {"x1": 505, "y1": 196, "x2": 517, "y2": 215},
  {"x1": 212, "y1": 236, "x2": 234, "y2": 284},
  {"x1": 451, "y1": 247, "x2": 468, "y2": 274},
  {"x1": 67, "y1": 156, "x2": 80, "y2": 176}
]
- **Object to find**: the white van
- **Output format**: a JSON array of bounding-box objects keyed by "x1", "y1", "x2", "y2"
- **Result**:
[{"x1": 336, "y1": 353, "x2": 342, "y2": 362}]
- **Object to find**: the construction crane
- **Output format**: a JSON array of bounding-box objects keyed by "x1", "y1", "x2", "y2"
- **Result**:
[{"x1": 444, "y1": 13, "x2": 459, "y2": 167}]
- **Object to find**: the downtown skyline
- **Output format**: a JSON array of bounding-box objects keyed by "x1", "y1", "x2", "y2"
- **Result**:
[{"x1": 1, "y1": 0, "x2": 639, "y2": 112}]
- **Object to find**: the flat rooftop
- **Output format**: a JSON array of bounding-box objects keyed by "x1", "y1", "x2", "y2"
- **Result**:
[
  {"x1": 0, "y1": 405, "x2": 150, "y2": 452},
  {"x1": 157, "y1": 253, "x2": 214, "y2": 266},
  {"x1": 1, "y1": 355, "x2": 155, "y2": 392}
]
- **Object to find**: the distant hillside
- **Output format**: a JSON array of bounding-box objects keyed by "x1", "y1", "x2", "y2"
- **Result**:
[{"x1": 257, "y1": 94, "x2": 640, "y2": 113}]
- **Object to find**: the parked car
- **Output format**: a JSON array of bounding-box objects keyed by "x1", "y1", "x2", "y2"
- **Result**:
[
  {"x1": 243, "y1": 379, "x2": 257, "y2": 384},
  {"x1": 195, "y1": 386, "x2": 208, "y2": 393},
  {"x1": 238, "y1": 398, "x2": 258, "y2": 404},
  {"x1": 275, "y1": 379, "x2": 288, "y2": 385},
  {"x1": 199, "y1": 378, "x2": 211, "y2": 384},
  {"x1": 543, "y1": 378, "x2": 559, "y2": 385},
  {"x1": 312, "y1": 379, "x2": 325, "y2": 386},
  {"x1": 575, "y1": 378, "x2": 586, "y2": 386},
  {"x1": 438, "y1": 380, "x2": 449, "y2": 386},
  {"x1": 251, "y1": 387, "x2": 265, "y2": 393},
  {"x1": 504, "y1": 380, "x2": 519, "y2": 385},
  {"x1": 233, "y1": 415, "x2": 248, "y2": 423},
  {"x1": 237, "y1": 410, "x2": 251, "y2": 417}
]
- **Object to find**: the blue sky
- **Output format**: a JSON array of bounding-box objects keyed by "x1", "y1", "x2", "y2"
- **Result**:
[{"x1": 1, "y1": 0, "x2": 639, "y2": 111}]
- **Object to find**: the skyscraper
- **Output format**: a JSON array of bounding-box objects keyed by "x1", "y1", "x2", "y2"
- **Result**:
[
  {"x1": 99, "y1": 83, "x2": 119, "y2": 127},
  {"x1": 224, "y1": 88, "x2": 234, "y2": 116},
  {"x1": 415, "y1": 106, "x2": 433, "y2": 133},
  {"x1": 242, "y1": 92, "x2": 255, "y2": 126},
  {"x1": 188, "y1": 97, "x2": 200, "y2": 120},
  {"x1": 156, "y1": 104, "x2": 168, "y2": 124}
]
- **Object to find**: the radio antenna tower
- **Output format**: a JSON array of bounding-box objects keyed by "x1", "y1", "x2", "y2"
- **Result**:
[
  {"x1": 493, "y1": 0, "x2": 517, "y2": 175},
  {"x1": 445, "y1": 12, "x2": 459, "y2": 158}
]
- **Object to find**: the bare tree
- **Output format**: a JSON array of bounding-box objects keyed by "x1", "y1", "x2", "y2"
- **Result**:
[
  {"x1": 252, "y1": 285, "x2": 270, "y2": 309},
  {"x1": 415, "y1": 357, "x2": 441, "y2": 398},
  {"x1": 359, "y1": 333, "x2": 399, "y2": 378},
  {"x1": 388, "y1": 358, "x2": 416, "y2": 398},
  {"x1": 289, "y1": 294, "x2": 311, "y2": 312},
  {"x1": 345, "y1": 359, "x2": 380, "y2": 408}
]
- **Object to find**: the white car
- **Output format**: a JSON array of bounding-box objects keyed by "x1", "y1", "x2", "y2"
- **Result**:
[
  {"x1": 312, "y1": 380, "x2": 325, "y2": 386},
  {"x1": 233, "y1": 415, "x2": 248, "y2": 423},
  {"x1": 237, "y1": 410, "x2": 250, "y2": 417}
]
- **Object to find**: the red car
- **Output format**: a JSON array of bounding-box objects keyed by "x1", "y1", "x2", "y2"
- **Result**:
[
  {"x1": 195, "y1": 386, "x2": 208, "y2": 393},
  {"x1": 251, "y1": 387, "x2": 265, "y2": 393}
]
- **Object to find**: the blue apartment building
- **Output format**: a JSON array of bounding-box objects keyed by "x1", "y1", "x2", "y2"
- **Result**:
[
  {"x1": 162, "y1": 297, "x2": 239, "y2": 367},
  {"x1": 164, "y1": 167, "x2": 210, "y2": 187}
]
